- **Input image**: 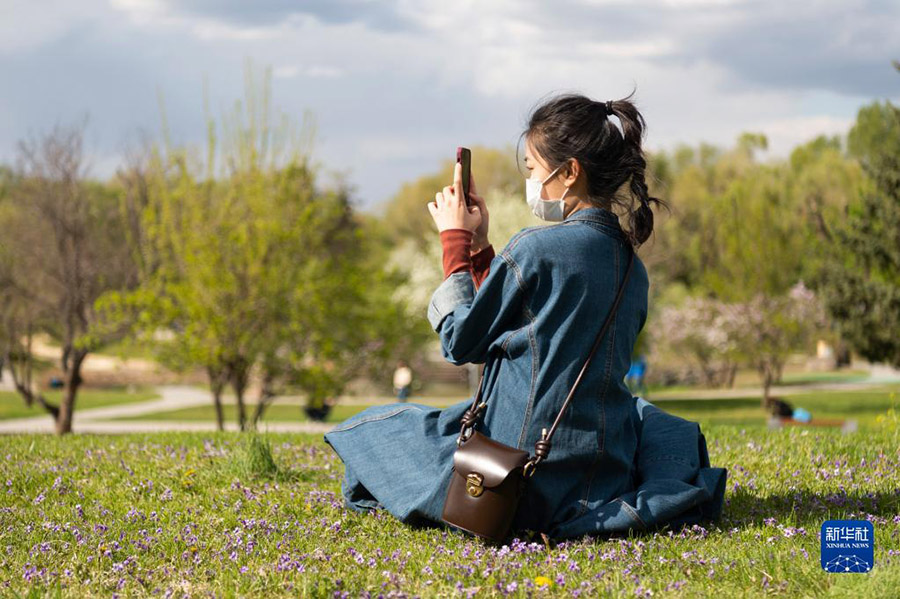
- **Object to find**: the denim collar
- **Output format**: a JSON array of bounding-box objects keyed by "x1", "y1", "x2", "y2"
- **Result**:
[{"x1": 564, "y1": 206, "x2": 626, "y2": 238}]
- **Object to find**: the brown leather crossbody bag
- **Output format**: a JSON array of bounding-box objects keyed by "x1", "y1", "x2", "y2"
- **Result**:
[{"x1": 441, "y1": 248, "x2": 635, "y2": 542}]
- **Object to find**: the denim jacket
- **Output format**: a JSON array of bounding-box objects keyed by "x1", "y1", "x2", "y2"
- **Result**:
[
  {"x1": 324, "y1": 206, "x2": 727, "y2": 538},
  {"x1": 426, "y1": 206, "x2": 651, "y2": 530}
]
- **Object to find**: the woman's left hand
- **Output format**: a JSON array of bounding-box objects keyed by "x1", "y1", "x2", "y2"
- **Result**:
[{"x1": 427, "y1": 162, "x2": 482, "y2": 233}]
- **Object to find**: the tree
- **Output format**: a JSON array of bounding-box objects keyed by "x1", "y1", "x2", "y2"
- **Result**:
[
  {"x1": 722, "y1": 282, "x2": 826, "y2": 407},
  {"x1": 100, "y1": 63, "x2": 423, "y2": 430},
  {"x1": 650, "y1": 295, "x2": 741, "y2": 388},
  {"x1": 646, "y1": 134, "x2": 831, "y2": 399},
  {"x1": 814, "y1": 88, "x2": 900, "y2": 367},
  {"x1": 0, "y1": 122, "x2": 138, "y2": 434}
]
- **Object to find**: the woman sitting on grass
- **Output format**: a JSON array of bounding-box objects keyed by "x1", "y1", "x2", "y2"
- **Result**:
[{"x1": 325, "y1": 92, "x2": 728, "y2": 541}]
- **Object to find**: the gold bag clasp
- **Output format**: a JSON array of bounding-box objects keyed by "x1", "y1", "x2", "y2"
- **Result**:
[{"x1": 466, "y1": 473, "x2": 484, "y2": 497}]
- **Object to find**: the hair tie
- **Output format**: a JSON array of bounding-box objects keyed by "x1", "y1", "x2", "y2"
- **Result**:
[{"x1": 605, "y1": 100, "x2": 614, "y2": 116}]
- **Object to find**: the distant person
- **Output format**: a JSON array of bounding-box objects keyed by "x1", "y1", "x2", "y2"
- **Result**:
[
  {"x1": 392, "y1": 360, "x2": 412, "y2": 402},
  {"x1": 768, "y1": 397, "x2": 812, "y2": 423},
  {"x1": 625, "y1": 354, "x2": 648, "y2": 397}
]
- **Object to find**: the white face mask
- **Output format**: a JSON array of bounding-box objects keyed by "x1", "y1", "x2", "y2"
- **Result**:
[{"x1": 525, "y1": 165, "x2": 570, "y2": 222}]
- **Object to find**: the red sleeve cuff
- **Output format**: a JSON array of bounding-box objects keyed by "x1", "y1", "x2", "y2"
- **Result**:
[
  {"x1": 470, "y1": 244, "x2": 495, "y2": 289},
  {"x1": 440, "y1": 229, "x2": 474, "y2": 278}
]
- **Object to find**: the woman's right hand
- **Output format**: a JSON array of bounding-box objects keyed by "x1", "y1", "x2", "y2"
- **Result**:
[{"x1": 467, "y1": 172, "x2": 490, "y2": 253}]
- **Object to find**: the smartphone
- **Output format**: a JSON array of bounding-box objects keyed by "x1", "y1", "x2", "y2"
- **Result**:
[{"x1": 456, "y1": 146, "x2": 472, "y2": 206}]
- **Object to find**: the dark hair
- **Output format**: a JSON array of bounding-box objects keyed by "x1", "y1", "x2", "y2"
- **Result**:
[{"x1": 517, "y1": 90, "x2": 669, "y2": 247}]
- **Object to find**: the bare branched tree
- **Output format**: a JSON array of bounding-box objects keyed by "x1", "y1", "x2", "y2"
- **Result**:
[{"x1": 0, "y1": 121, "x2": 138, "y2": 433}]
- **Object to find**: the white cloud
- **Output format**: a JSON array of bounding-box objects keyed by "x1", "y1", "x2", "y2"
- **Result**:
[
  {"x1": 273, "y1": 65, "x2": 299, "y2": 79},
  {"x1": 108, "y1": 0, "x2": 182, "y2": 27},
  {"x1": 0, "y1": 0, "x2": 106, "y2": 53},
  {"x1": 108, "y1": 0, "x2": 166, "y2": 16},
  {"x1": 1, "y1": 0, "x2": 894, "y2": 211},
  {"x1": 190, "y1": 20, "x2": 288, "y2": 41},
  {"x1": 306, "y1": 66, "x2": 344, "y2": 78},
  {"x1": 109, "y1": 0, "x2": 314, "y2": 41},
  {"x1": 660, "y1": 0, "x2": 746, "y2": 6},
  {"x1": 576, "y1": 40, "x2": 676, "y2": 59},
  {"x1": 274, "y1": 65, "x2": 344, "y2": 79}
]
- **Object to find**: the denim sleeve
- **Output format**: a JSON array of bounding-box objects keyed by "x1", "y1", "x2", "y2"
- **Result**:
[{"x1": 426, "y1": 250, "x2": 527, "y2": 366}]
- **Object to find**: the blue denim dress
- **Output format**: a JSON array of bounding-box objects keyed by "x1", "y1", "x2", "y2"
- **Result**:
[{"x1": 324, "y1": 206, "x2": 727, "y2": 539}]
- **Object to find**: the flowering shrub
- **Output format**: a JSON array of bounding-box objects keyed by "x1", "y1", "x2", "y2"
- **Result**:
[
  {"x1": 651, "y1": 295, "x2": 742, "y2": 387},
  {"x1": 650, "y1": 281, "x2": 828, "y2": 400}
]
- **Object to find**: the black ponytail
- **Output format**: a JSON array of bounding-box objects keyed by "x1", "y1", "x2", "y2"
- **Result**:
[{"x1": 519, "y1": 89, "x2": 669, "y2": 247}]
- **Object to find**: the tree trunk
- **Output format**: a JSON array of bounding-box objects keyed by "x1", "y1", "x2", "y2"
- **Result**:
[
  {"x1": 226, "y1": 357, "x2": 251, "y2": 432},
  {"x1": 235, "y1": 390, "x2": 246, "y2": 432},
  {"x1": 696, "y1": 355, "x2": 717, "y2": 387},
  {"x1": 213, "y1": 391, "x2": 225, "y2": 432},
  {"x1": 774, "y1": 360, "x2": 785, "y2": 385},
  {"x1": 56, "y1": 349, "x2": 86, "y2": 435},
  {"x1": 252, "y1": 389, "x2": 275, "y2": 428},
  {"x1": 251, "y1": 370, "x2": 277, "y2": 429},
  {"x1": 251, "y1": 399, "x2": 271, "y2": 429},
  {"x1": 55, "y1": 382, "x2": 77, "y2": 435},
  {"x1": 760, "y1": 364, "x2": 773, "y2": 410},
  {"x1": 726, "y1": 363, "x2": 738, "y2": 388},
  {"x1": 206, "y1": 365, "x2": 227, "y2": 432}
]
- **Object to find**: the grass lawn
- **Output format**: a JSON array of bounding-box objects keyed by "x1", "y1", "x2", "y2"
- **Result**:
[
  {"x1": 644, "y1": 367, "x2": 874, "y2": 395},
  {"x1": 1, "y1": 421, "x2": 898, "y2": 598},
  {"x1": 775, "y1": 369, "x2": 873, "y2": 385},
  {"x1": 109, "y1": 387, "x2": 900, "y2": 433},
  {"x1": 111, "y1": 402, "x2": 452, "y2": 424},
  {"x1": 0, "y1": 386, "x2": 161, "y2": 420},
  {"x1": 653, "y1": 386, "x2": 900, "y2": 429}
]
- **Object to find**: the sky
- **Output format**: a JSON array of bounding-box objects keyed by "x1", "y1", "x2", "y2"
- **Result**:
[{"x1": 1, "y1": 0, "x2": 898, "y2": 214}]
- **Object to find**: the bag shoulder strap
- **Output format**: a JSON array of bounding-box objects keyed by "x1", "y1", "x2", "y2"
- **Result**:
[{"x1": 457, "y1": 247, "x2": 636, "y2": 476}]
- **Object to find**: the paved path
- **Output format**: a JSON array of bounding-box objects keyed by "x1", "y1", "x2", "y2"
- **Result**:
[
  {"x1": 0, "y1": 385, "x2": 211, "y2": 434},
  {"x1": 0, "y1": 419, "x2": 334, "y2": 435},
  {"x1": 0, "y1": 385, "x2": 333, "y2": 435},
  {"x1": 1, "y1": 365, "x2": 899, "y2": 435},
  {"x1": 0, "y1": 384, "x2": 455, "y2": 435}
]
